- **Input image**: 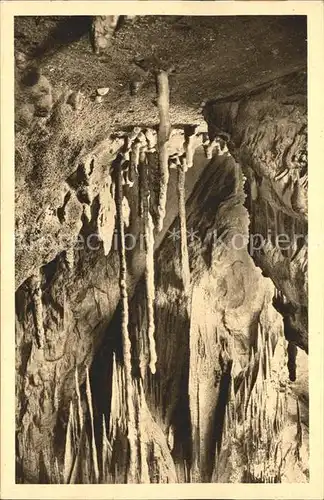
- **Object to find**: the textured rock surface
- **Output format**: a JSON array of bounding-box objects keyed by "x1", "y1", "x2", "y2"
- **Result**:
[
  {"x1": 88, "y1": 151, "x2": 308, "y2": 483},
  {"x1": 14, "y1": 16, "x2": 308, "y2": 484},
  {"x1": 204, "y1": 71, "x2": 308, "y2": 351}
]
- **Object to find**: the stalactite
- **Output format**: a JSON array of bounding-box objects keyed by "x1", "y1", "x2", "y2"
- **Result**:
[
  {"x1": 138, "y1": 144, "x2": 157, "y2": 375},
  {"x1": 145, "y1": 210, "x2": 157, "y2": 374},
  {"x1": 85, "y1": 367, "x2": 99, "y2": 483},
  {"x1": 114, "y1": 159, "x2": 137, "y2": 481},
  {"x1": 131, "y1": 139, "x2": 141, "y2": 177},
  {"x1": 205, "y1": 138, "x2": 216, "y2": 159},
  {"x1": 184, "y1": 125, "x2": 199, "y2": 169},
  {"x1": 243, "y1": 376, "x2": 249, "y2": 417},
  {"x1": 145, "y1": 128, "x2": 157, "y2": 152},
  {"x1": 139, "y1": 138, "x2": 148, "y2": 215},
  {"x1": 156, "y1": 70, "x2": 171, "y2": 232},
  {"x1": 109, "y1": 353, "x2": 119, "y2": 440},
  {"x1": 177, "y1": 158, "x2": 191, "y2": 290},
  {"x1": 28, "y1": 273, "x2": 45, "y2": 349}
]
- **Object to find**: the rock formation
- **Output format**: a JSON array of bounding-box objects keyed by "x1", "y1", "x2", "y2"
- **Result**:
[{"x1": 14, "y1": 15, "x2": 308, "y2": 484}]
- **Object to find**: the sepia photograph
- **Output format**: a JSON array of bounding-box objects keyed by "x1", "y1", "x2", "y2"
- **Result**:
[{"x1": 1, "y1": 1, "x2": 324, "y2": 498}]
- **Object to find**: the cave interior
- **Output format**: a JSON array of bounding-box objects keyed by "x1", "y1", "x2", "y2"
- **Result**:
[{"x1": 14, "y1": 14, "x2": 308, "y2": 484}]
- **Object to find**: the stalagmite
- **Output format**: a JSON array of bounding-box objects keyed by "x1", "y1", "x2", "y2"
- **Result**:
[
  {"x1": 63, "y1": 401, "x2": 75, "y2": 484},
  {"x1": 85, "y1": 367, "x2": 99, "y2": 483},
  {"x1": 295, "y1": 398, "x2": 303, "y2": 460},
  {"x1": 156, "y1": 70, "x2": 171, "y2": 232},
  {"x1": 101, "y1": 415, "x2": 112, "y2": 481},
  {"x1": 54, "y1": 456, "x2": 61, "y2": 484},
  {"x1": 121, "y1": 127, "x2": 141, "y2": 187},
  {"x1": 177, "y1": 158, "x2": 191, "y2": 290},
  {"x1": 101, "y1": 416, "x2": 108, "y2": 478},
  {"x1": 136, "y1": 132, "x2": 148, "y2": 221},
  {"x1": 75, "y1": 366, "x2": 84, "y2": 431},
  {"x1": 28, "y1": 273, "x2": 45, "y2": 349},
  {"x1": 256, "y1": 321, "x2": 264, "y2": 352},
  {"x1": 91, "y1": 16, "x2": 119, "y2": 54},
  {"x1": 138, "y1": 384, "x2": 150, "y2": 483},
  {"x1": 115, "y1": 160, "x2": 137, "y2": 481}
]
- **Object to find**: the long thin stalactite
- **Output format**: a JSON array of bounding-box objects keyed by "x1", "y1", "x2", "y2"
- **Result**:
[
  {"x1": 114, "y1": 157, "x2": 137, "y2": 482},
  {"x1": 156, "y1": 70, "x2": 171, "y2": 232},
  {"x1": 177, "y1": 157, "x2": 191, "y2": 290}
]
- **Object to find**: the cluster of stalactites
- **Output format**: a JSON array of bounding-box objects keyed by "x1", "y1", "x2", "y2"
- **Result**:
[
  {"x1": 113, "y1": 154, "x2": 138, "y2": 481},
  {"x1": 113, "y1": 126, "x2": 158, "y2": 376},
  {"x1": 113, "y1": 120, "x2": 222, "y2": 365},
  {"x1": 112, "y1": 123, "x2": 211, "y2": 375}
]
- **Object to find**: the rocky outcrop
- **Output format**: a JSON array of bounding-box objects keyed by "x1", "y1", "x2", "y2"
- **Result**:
[
  {"x1": 15, "y1": 126, "x2": 210, "y2": 483},
  {"x1": 204, "y1": 71, "x2": 308, "y2": 352},
  {"x1": 63, "y1": 150, "x2": 308, "y2": 484}
]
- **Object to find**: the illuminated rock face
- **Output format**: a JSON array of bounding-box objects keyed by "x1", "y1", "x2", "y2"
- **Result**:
[
  {"x1": 204, "y1": 71, "x2": 308, "y2": 352},
  {"x1": 15, "y1": 136, "x2": 308, "y2": 483}
]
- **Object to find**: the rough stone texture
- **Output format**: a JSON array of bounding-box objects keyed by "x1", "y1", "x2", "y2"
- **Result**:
[
  {"x1": 15, "y1": 136, "x2": 213, "y2": 482},
  {"x1": 204, "y1": 71, "x2": 308, "y2": 351},
  {"x1": 89, "y1": 151, "x2": 308, "y2": 483},
  {"x1": 14, "y1": 16, "x2": 308, "y2": 484}
]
